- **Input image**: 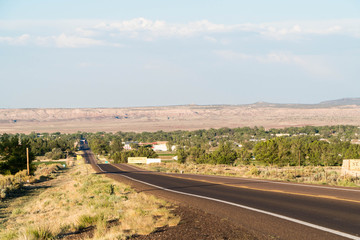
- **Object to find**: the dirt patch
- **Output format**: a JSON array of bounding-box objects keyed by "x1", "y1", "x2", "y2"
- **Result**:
[{"x1": 132, "y1": 205, "x2": 258, "y2": 240}]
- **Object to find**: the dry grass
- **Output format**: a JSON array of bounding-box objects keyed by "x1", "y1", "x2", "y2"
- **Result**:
[
  {"x1": 0, "y1": 161, "x2": 180, "y2": 240},
  {"x1": 0, "y1": 170, "x2": 30, "y2": 199},
  {"x1": 138, "y1": 162, "x2": 360, "y2": 188},
  {"x1": 0, "y1": 163, "x2": 64, "y2": 201}
]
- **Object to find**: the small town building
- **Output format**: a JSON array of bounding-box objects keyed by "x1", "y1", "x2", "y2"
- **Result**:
[{"x1": 152, "y1": 141, "x2": 168, "y2": 151}]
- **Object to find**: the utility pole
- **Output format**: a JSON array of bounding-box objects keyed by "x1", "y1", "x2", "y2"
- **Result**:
[{"x1": 26, "y1": 147, "x2": 30, "y2": 175}]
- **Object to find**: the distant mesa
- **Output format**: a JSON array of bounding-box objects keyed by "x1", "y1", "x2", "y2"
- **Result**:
[
  {"x1": 319, "y1": 98, "x2": 360, "y2": 106},
  {"x1": 250, "y1": 98, "x2": 360, "y2": 108},
  {"x1": 0, "y1": 97, "x2": 360, "y2": 134}
]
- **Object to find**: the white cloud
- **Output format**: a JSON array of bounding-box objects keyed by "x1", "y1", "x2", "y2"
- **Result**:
[
  {"x1": 53, "y1": 33, "x2": 103, "y2": 48},
  {"x1": 93, "y1": 18, "x2": 233, "y2": 40},
  {"x1": 91, "y1": 18, "x2": 360, "y2": 40},
  {"x1": 95, "y1": 18, "x2": 166, "y2": 32},
  {"x1": 76, "y1": 27, "x2": 98, "y2": 37},
  {"x1": 0, "y1": 33, "x2": 108, "y2": 48},
  {"x1": 0, "y1": 34, "x2": 30, "y2": 45},
  {"x1": 0, "y1": 18, "x2": 359, "y2": 48},
  {"x1": 36, "y1": 34, "x2": 119, "y2": 48},
  {"x1": 256, "y1": 20, "x2": 360, "y2": 40}
]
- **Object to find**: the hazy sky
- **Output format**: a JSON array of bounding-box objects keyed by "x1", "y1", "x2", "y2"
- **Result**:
[{"x1": 1, "y1": 0, "x2": 359, "y2": 108}]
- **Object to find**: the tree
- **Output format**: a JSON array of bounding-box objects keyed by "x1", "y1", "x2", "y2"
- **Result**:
[
  {"x1": 112, "y1": 146, "x2": 158, "y2": 163},
  {"x1": 188, "y1": 147, "x2": 206, "y2": 163},
  {"x1": 89, "y1": 137, "x2": 109, "y2": 155},
  {"x1": 136, "y1": 146, "x2": 158, "y2": 158},
  {"x1": 212, "y1": 142, "x2": 238, "y2": 165},
  {"x1": 254, "y1": 139, "x2": 279, "y2": 166},
  {"x1": 45, "y1": 148, "x2": 65, "y2": 160},
  {"x1": 237, "y1": 148, "x2": 252, "y2": 165},
  {"x1": 110, "y1": 138, "x2": 124, "y2": 154},
  {"x1": 176, "y1": 148, "x2": 188, "y2": 164},
  {"x1": 0, "y1": 134, "x2": 35, "y2": 174}
]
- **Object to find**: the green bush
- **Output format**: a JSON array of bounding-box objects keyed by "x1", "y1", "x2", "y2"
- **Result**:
[{"x1": 45, "y1": 148, "x2": 65, "y2": 160}]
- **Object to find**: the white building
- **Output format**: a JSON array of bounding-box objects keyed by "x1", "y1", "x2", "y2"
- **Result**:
[
  {"x1": 275, "y1": 133, "x2": 290, "y2": 137},
  {"x1": 122, "y1": 141, "x2": 138, "y2": 150},
  {"x1": 152, "y1": 141, "x2": 168, "y2": 151}
]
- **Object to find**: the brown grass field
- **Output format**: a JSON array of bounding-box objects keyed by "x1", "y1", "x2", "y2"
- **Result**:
[{"x1": 0, "y1": 161, "x2": 180, "y2": 239}]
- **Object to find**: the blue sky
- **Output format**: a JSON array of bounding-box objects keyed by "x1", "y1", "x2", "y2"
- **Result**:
[{"x1": 1, "y1": 0, "x2": 359, "y2": 108}]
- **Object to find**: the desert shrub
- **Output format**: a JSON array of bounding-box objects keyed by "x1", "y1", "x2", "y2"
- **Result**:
[
  {"x1": 0, "y1": 231, "x2": 18, "y2": 240},
  {"x1": 76, "y1": 215, "x2": 98, "y2": 230},
  {"x1": 247, "y1": 167, "x2": 261, "y2": 176},
  {"x1": 25, "y1": 227, "x2": 54, "y2": 240},
  {"x1": 45, "y1": 148, "x2": 65, "y2": 160}
]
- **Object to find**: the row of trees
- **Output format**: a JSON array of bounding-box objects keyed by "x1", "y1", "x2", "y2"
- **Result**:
[
  {"x1": 0, "y1": 134, "x2": 34, "y2": 174},
  {"x1": 84, "y1": 126, "x2": 360, "y2": 167},
  {"x1": 174, "y1": 136, "x2": 360, "y2": 166},
  {"x1": 253, "y1": 137, "x2": 360, "y2": 166},
  {"x1": 84, "y1": 125, "x2": 360, "y2": 151},
  {"x1": 26, "y1": 132, "x2": 78, "y2": 156},
  {"x1": 87, "y1": 135, "x2": 158, "y2": 163},
  {"x1": 2, "y1": 125, "x2": 360, "y2": 175},
  {"x1": 177, "y1": 142, "x2": 238, "y2": 165},
  {"x1": 0, "y1": 133, "x2": 81, "y2": 174}
]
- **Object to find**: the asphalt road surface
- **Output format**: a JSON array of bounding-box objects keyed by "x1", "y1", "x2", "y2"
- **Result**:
[{"x1": 83, "y1": 150, "x2": 360, "y2": 240}]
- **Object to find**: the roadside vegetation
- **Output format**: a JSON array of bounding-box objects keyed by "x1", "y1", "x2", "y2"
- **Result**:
[
  {"x1": 0, "y1": 161, "x2": 180, "y2": 240},
  {"x1": 2, "y1": 125, "x2": 360, "y2": 173},
  {"x1": 0, "y1": 163, "x2": 65, "y2": 201},
  {"x1": 0, "y1": 132, "x2": 78, "y2": 175}
]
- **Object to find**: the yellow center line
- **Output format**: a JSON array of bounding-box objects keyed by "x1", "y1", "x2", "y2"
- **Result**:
[{"x1": 110, "y1": 164, "x2": 360, "y2": 204}]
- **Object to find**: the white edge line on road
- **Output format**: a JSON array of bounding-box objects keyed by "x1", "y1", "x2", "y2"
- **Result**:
[{"x1": 96, "y1": 164, "x2": 360, "y2": 240}]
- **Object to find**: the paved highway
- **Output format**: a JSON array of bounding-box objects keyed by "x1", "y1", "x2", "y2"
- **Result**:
[{"x1": 83, "y1": 150, "x2": 360, "y2": 240}]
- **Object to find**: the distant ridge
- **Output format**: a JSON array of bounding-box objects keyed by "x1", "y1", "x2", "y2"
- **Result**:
[
  {"x1": 319, "y1": 98, "x2": 360, "y2": 106},
  {"x1": 1, "y1": 98, "x2": 360, "y2": 133},
  {"x1": 248, "y1": 98, "x2": 360, "y2": 108}
]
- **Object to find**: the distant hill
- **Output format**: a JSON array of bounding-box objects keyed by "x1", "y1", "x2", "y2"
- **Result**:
[
  {"x1": 248, "y1": 98, "x2": 360, "y2": 108},
  {"x1": 318, "y1": 98, "x2": 360, "y2": 106}
]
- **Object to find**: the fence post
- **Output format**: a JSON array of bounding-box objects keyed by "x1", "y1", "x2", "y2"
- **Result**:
[{"x1": 26, "y1": 148, "x2": 30, "y2": 176}]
